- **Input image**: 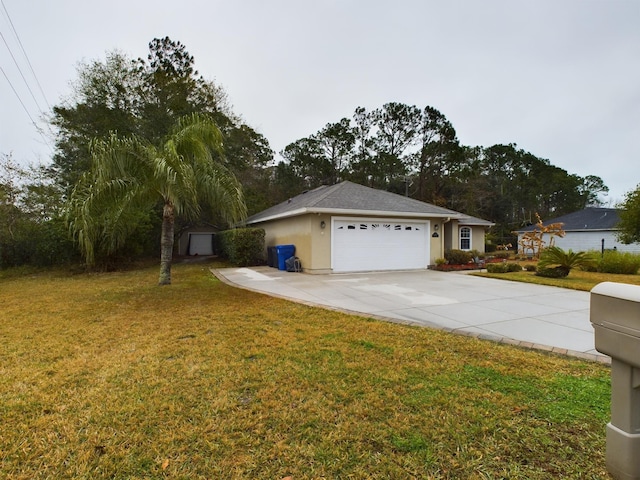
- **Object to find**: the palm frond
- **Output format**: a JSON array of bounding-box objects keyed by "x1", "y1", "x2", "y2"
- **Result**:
[
  {"x1": 66, "y1": 112, "x2": 246, "y2": 270},
  {"x1": 538, "y1": 246, "x2": 597, "y2": 272},
  {"x1": 196, "y1": 160, "x2": 247, "y2": 224}
]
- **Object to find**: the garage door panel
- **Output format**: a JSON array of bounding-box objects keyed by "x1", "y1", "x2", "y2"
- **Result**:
[
  {"x1": 189, "y1": 233, "x2": 214, "y2": 255},
  {"x1": 332, "y1": 219, "x2": 429, "y2": 272}
]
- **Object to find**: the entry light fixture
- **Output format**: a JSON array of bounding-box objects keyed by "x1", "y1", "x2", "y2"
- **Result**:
[
  {"x1": 434, "y1": 224, "x2": 439, "y2": 231},
  {"x1": 320, "y1": 220, "x2": 326, "y2": 229}
]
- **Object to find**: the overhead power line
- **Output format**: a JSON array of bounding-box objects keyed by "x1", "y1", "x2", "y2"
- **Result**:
[
  {"x1": 0, "y1": 34, "x2": 55, "y2": 152},
  {"x1": 2, "y1": 65, "x2": 38, "y2": 126},
  {"x1": 0, "y1": 0, "x2": 50, "y2": 111},
  {"x1": 0, "y1": 0, "x2": 54, "y2": 155},
  {"x1": 0, "y1": 30, "x2": 45, "y2": 115}
]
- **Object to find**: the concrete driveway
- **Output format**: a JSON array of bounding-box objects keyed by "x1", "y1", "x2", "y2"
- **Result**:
[{"x1": 213, "y1": 267, "x2": 608, "y2": 363}]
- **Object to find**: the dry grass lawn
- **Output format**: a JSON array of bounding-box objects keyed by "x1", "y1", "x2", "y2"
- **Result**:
[
  {"x1": 0, "y1": 260, "x2": 611, "y2": 479},
  {"x1": 474, "y1": 266, "x2": 640, "y2": 291}
]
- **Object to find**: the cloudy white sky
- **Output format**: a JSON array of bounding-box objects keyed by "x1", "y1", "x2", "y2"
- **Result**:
[{"x1": 1, "y1": 0, "x2": 639, "y2": 203}]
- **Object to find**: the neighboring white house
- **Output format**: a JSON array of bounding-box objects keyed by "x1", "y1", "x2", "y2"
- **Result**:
[{"x1": 514, "y1": 208, "x2": 640, "y2": 254}]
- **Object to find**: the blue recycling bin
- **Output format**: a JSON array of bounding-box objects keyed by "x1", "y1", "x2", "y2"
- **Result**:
[{"x1": 276, "y1": 245, "x2": 295, "y2": 271}]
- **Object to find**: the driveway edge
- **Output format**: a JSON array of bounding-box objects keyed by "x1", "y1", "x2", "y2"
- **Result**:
[{"x1": 211, "y1": 268, "x2": 611, "y2": 365}]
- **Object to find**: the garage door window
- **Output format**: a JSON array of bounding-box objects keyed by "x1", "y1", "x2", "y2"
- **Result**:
[{"x1": 460, "y1": 227, "x2": 471, "y2": 251}]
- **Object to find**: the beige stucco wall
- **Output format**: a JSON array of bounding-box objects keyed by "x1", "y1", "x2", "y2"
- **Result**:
[
  {"x1": 444, "y1": 221, "x2": 458, "y2": 251},
  {"x1": 471, "y1": 227, "x2": 487, "y2": 253},
  {"x1": 261, "y1": 213, "x2": 332, "y2": 274},
  {"x1": 430, "y1": 220, "x2": 445, "y2": 264},
  {"x1": 442, "y1": 220, "x2": 487, "y2": 254},
  {"x1": 310, "y1": 214, "x2": 332, "y2": 273},
  {"x1": 260, "y1": 213, "x2": 452, "y2": 273}
]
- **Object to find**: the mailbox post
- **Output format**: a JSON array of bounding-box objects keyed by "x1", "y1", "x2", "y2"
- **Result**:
[{"x1": 591, "y1": 282, "x2": 640, "y2": 480}]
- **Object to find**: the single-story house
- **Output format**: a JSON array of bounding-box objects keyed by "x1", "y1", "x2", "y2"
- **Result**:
[
  {"x1": 514, "y1": 207, "x2": 640, "y2": 254},
  {"x1": 245, "y1": 181, "x2": 494, "y2": 274}
]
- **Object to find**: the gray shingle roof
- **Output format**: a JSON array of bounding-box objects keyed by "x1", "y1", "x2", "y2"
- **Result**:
[
  {"x1": 515, "y1": 208, "x2": 621, "y2": 232},
  {"x1": 458, "y1": 215, "x2": 495, "y2": 227},
  {"x1": 246, "y1": 181, "x2": 473, "y2": 224}
]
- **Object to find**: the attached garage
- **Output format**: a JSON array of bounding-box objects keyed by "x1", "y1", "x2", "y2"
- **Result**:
[{"x1": 332, "y1": 218, "x2": 429, "y2": 272}]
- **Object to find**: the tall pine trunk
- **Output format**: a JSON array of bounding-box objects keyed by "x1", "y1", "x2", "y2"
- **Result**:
[{"x1": 158, "y1": 202, "x2": 175, "y2": 285}]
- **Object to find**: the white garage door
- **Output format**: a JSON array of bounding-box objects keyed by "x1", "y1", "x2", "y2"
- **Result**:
[
  {"x1": 332, "y1": 218, "x2": 429, "y2": 272},
  {"x1": 189, "y1": 233, "x2": 214, "y2": 255}
]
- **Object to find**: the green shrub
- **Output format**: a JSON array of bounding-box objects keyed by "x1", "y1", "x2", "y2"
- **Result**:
[
  {"x1": 536, "y1": 266, "x2": 570, "y2": 278},
  {"x1": 445, "y1": 249, "x2": 473, "y2": 265},
  {"x1": 507, "y1": 262, "x2": 523, "y2": 272},
  {"x1": 216, "y1": 228, "x2": 265, "y2": 267},
  {"x1": 494, "y1": 251, "x2": 511, "y2": 260},
  {"x1": 1, "y1": 217, "x2": 79, "y2": 269},
  {"x1": 581, "y1": 253, "x2": 599, "y2": 272},
  {"x1": 525, "y1": 264, "x2": 537, "y2": 272},
  {"x1": 469, "y1": 249, "x2": 485, "y2": 260},
  {"x1": 487, "y1": 262, "x2": 522, "y2": 273},
  {"x1": 486, "y1": 263, "x2": 506, "y2": 273},
  {"x1": 597, "y1": 250, "x2": 640, "y2": 275}
]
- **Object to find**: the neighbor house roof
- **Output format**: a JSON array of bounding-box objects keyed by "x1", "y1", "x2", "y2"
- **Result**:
[
  {"x1": 515, "y1": 207, "x2": 621, "y2": 233},
  {"x1": 246, "y1": 181, "x2": 473, "y2": 224}
]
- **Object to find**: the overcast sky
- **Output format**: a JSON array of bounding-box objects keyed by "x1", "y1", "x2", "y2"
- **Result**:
[{"x1": 1, "y1": 0, "x2": 639, "y2": 203}]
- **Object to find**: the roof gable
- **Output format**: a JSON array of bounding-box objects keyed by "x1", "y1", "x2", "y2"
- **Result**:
[
  {"x1": 246, "y1": 181, "x2": 476, "y2": 224},
  {"x1": 516, "y1": 208, "x2": 621, "y2": 232}
]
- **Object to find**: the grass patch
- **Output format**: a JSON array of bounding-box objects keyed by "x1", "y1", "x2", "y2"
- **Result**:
[
  {"x1": 0, "y1": 260, "x2": 611, "y2": 478},
  {"x1": 473, "y1": 267, "x2": 640, "y2": 291}
]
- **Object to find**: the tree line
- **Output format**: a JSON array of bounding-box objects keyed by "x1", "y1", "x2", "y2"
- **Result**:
[
  {"x1": 272, "y1": 103, "x2": 609, "y2": 242},
  {"x1": 2, "y1": 36, "x2": 638, "y2": 272},
  {"x1": 2, "y1": 37, "x2": 270, "y2": 270}
]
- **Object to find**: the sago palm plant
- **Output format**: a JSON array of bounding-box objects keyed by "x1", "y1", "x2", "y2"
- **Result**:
[{"x1": 536, "y1": 246, "x2": 597, "y2": 278}]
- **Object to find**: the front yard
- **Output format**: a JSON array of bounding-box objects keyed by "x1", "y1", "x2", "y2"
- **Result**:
[
  {"x1": 474, "y1": 265, "x2": 640, "y2": 291},
  {"x1": 0, "y1": 261, "x2": 611, "y2": 478}
]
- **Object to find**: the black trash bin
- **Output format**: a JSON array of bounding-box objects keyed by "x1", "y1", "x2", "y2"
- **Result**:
[{"x1": 267, "y1": 246, "x2": 277, "y2": 268}]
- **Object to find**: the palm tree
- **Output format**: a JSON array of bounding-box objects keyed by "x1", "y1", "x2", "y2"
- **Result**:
[
  {"x1": 536, "y1": 246, "x2": 597, "y2": 278},
  {"x1": 67, "y1": 113, "x2": 246, "y2": 285}
]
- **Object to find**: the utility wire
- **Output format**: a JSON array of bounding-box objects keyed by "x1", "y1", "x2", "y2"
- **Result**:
[
  {"x1": 1, "y1": 64, "x2": 37, "y2": 126},
  {"x1": 0, "y1": 0, "x2": 50, "y2": 110},
  {"x1": 0, "y1": 30, "x2": 45, "y2": 115},
  {"x1": 0, "y1": 0, "x2": 54, "y2": 155},
  {"x1": 1, "y1": 65, "x2": 53, "y2": 153}
]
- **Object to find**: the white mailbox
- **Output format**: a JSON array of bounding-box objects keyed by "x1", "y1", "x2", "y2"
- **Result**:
[{"x1": 591, "y1": 282, "x2": 640, "y2": 480}]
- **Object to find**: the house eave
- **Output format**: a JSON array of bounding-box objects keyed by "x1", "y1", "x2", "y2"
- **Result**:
[
  {"x1": 246, "y1": 207, "x2": 465, "y2": 225},
  {"x1": 459, "y1": 221, "x2": 496, "y2": 228}
]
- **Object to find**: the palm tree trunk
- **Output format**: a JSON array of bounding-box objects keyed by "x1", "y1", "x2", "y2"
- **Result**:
[{"x1": 159, "y1": 201, "x2": 175, "y2": 285}]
